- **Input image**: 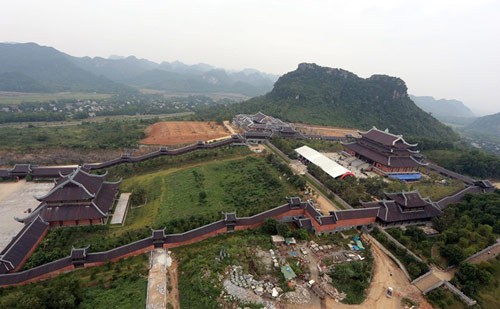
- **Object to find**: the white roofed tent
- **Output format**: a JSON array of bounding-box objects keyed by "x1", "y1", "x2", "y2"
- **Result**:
[{"x1": 295, "y1": 146, "x2": 354, "y2": 179}]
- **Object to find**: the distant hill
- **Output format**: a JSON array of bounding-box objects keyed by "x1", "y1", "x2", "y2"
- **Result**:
[
  {"x1": 0, "y1": 42, "x2": 277, "y2": 97},
  {"x1": 200, "y1": 63, "x2": 459, "y2": 141},
  {"x1": 410, "y1": 95, "x2": 476, "y2": 125},
  {"x1": 462, "y1": 112, "x2": 500, "y2": 144},
  {"x1": 71, "y1": 56, "x2": 278, "y2": 97},
  {"x1": 0, "y1": 42, "x2": 135, "y2": 94}
]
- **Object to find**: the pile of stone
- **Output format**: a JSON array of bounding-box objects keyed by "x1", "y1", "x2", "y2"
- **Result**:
[
  {"x1": 319, "y1": 274, "x2": 346, "y2": 301},
  {"x1": 283, "y1": 285, "x2": 311, "y2": 304},
  {"x1": 228, "y1": 265, "x2": 282, "y2": 298},
  {"x1": 309, "y1": 241, "x2": 334, "y2": 253},
  {"x1": 269, "y1": 249, "x2": 279, "y2": 268}
]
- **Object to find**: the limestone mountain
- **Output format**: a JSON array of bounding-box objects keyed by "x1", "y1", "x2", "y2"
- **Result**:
[{"x1": 205, "y1": 63, "x2": 459, "y2": 140}]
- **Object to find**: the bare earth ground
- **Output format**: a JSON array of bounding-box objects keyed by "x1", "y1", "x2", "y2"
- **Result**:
[
  {"x1": 294, "y1": 124, "x2": 361, "y2": 138},
  {"x1": 0, "y1": 180, "x2": 52, "y2": 251},
  {"x1": 494, "y1": 182, "x2": 500, "y2": 189},
  {"x1": 140, "y1": 121, "x2": 230, "y2": 146},
  {"x1": 166, "y1": 256, "x2": 180, "y2": 309},
  {"x1": 328, "y1": 235, "x2": 433, "y2": 309},
  {"x1": 223, "y1": 120, "x2": 241, "y2": 135}
]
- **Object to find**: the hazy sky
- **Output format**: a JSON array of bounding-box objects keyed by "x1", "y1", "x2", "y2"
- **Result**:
[{"x1": 1, "y1": 0, "x2": 499, "y2": 114}]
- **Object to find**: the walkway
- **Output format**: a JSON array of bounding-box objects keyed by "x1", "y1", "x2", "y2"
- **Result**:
[
  {"x1": 146, "y1": 248, "x2": 170, "y2": 309},
  {"x1": 110, "y1": 193, "x2": 131, "y2": 225}
]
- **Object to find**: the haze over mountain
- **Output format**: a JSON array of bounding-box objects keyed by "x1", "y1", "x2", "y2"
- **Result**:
[
  {"x1": 0, "y1": 42, "x2": 277, "y2": 97},
  {"x1": 463, "y1": 112, "x2": 500, "y2": 141},
  {"x1": 0, "y1": 42, "x2": 134, "y2": 94},
  {"x1": 409, "y1": 95, "x2": 476, "y2": 125},
  {"x1": 201, "y1": 63, "x2": 458, "y2": 141}
]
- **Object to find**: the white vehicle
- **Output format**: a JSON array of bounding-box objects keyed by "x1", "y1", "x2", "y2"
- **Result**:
[
  {"x1": 306, "y1": 280, "x2": 315, "y2": 288},
  {"x1": 300, "y1": 247, "x2": 308, "y2": 255},
  {"x1": 386, "y1": 287, "x2": 393, "y2": 298}
]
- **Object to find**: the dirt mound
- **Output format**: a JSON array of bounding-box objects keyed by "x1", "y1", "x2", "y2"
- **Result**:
[{"x1": 140, "y1": 121, "x2": 230, "y2": 146}]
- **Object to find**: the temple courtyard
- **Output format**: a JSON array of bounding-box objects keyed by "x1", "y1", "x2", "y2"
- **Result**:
[{"x1": 0, "y1": 180, "x2": 52, "y2": 251}]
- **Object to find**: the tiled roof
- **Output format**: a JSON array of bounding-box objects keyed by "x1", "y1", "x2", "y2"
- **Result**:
[
  {"x1": 0, "y1": 216, "x2": 49, "y2": 274},
  {"x1": 360, "y1": 127, "x2": 416, "y2": 148},
  {"x1": 385, "y1": 191, "x2": 430, "y2": 208}
]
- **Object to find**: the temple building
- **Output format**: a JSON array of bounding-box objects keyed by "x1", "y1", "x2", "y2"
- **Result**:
[
  {"x1": 361, "y1": 191, "x2": 442, "y2": 226},
  {"x1": 17, "y1": 167, "x2": 121, "y2": 227},
  {"x1": 343, "y1": 127, "x2": 425, "y2": 180},
  {"x1": 233, "y1": 112, "x2": 299, "y2": 138}
]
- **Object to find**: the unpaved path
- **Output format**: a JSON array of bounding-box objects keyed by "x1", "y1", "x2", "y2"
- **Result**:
[
  {"x1": 326, "y1": 234, "x2": 432, "y2": 309},
  {"x1": 315, "y1": 194, "x2": 339, "y2": 213},
  {"x1": 166, "y1": 255, "x2": 180, "y2": 309},
  {"x1": 223, "y1": 120, "x2": 238, "y2": 135}
]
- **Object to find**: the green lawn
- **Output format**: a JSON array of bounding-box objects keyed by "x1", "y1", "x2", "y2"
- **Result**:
[{"x1": 0, "y1": 254, "x2": 148, "y2": 309}]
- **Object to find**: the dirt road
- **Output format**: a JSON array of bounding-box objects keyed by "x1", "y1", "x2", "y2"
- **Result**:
[
  {"x1": 327, "y1": 235, "x2": 433, "y2": 309},
  {"x1": 166, "y1": 256, "x2": 180, "y2": 309}
]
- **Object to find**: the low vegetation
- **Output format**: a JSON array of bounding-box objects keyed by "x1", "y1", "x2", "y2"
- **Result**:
[
  {"x1": 330, "y1": 248, "x2": 374, "y2": 304},
  {"x1": 173, "y1": 230, "x2": 273, "y2": 308},
  {"x1": 425, "y1": 148, "x2": 500, "y2": 179},
  {"x1": 427, "y1": 286, "x2": 470, "y2": 309},
  {"x1": 0, "y1": 254, "x2": 148, "y2": 309},
  {"x1": 432, "y1": 192, "x2": 499, "y2": 266},
  {"x1": 0, "y1": 118, "x2": 154, "y2": 151},
  {"x1": 429, "y1": 256, "x2": 500, "y2": 309}
]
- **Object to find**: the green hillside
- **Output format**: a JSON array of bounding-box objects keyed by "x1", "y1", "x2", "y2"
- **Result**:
[{"x1": 199, "y1": 63, "x2": 459, "y2": 140}]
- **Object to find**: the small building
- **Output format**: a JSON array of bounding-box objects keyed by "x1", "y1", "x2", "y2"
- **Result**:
[
  {"x1": 295, "y1": 145, "x2": 355, "y2": 180},
  {"x1": 281, "y1": 264, "x2": 297, "y2": 281},
  {"x1": 343, "y1": 127, "x2": 425, "y2": 179},
  {"x1": 271, "y1": 235, "x2": 285, "y2": 245},
  {"x1": 233, "y1": 112, "x2": 299, "y2": 138},
  {"x1": 17, "y1": 167, "x2": 121, "y2": 227}
]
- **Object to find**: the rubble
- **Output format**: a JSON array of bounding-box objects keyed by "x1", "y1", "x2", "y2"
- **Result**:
[{"x1": 283, "y1": 285, "x2": 311, "y2": 304}]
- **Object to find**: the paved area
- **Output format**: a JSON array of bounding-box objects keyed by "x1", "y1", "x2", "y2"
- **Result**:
[
  {"x1": 146, "y1": 248, "x2": 171, "y2": 309},
  {"x1": 110, "y1": 192, "x2": 131, "y2": 225},
  {"x1": 0, "y1": 180, "x2": 52, "y2": 251}
]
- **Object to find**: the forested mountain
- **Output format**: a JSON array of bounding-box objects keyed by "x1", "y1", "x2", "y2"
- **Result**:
[
  {"x1": 0, "y1": 43, "x2": 135, "y2": 94},
  {"x1": 461, "y1": 112, "x2": 500, "y2": 148},
  {"x1": 410, "y1": 95, "x2": 476, "y2": 125},
  {"x1": 200, "y1": 63, "x2": 459, "y2": 140},
  {"x1": 0, "y1": 42, "x2": 277, "y2": 97}
]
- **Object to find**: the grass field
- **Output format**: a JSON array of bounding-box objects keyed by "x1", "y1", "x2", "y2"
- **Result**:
[
  {"x1": 0, "y1": 254, "x2": 148, "y2": 308},
  {"x1": 405, "y1": 179, "x2": 464, "y2": 201},
  {"x1": 121, "y1": 155, "x2": 300, "y2": 227},
  {"x1": 0, "y1": 92, "x2": 111, "y2": 105}
]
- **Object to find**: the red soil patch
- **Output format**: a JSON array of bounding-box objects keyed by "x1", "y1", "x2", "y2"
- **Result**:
[{"x1": 140, "y1": 121, "x2": 230, "y2": 146}]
